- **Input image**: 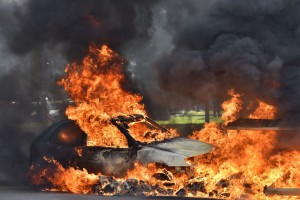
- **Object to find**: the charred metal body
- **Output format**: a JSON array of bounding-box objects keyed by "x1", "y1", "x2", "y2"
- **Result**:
[
  {"x1": 79, "y1": 147, "x2": 136, "y2": 177},
  {"x1": 30, "y1": 114, "x2": 213, "y2": 177}
]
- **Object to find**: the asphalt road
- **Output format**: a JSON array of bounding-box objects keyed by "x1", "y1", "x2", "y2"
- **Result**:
[{"x1": 0, "y1": 187, "x2": 220, "y2": 200}]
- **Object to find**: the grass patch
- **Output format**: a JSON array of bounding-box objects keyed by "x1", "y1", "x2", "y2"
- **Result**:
[{"x1": 156, "y1": 110, "x2": 223, "y2": 125}]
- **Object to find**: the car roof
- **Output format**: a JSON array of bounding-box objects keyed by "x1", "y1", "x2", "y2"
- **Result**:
[{"x1": 33, "y1": 119, "x2": 75, "y2": 143}]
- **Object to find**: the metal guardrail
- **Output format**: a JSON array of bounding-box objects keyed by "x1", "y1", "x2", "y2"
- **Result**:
[{"x1": 264, "y1": 186, "x2": 300, "y2": 196}]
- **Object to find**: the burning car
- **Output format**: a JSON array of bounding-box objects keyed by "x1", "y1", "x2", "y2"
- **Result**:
[{"x1": 30, "y1": 114, "x2": 213, "y2": 177}]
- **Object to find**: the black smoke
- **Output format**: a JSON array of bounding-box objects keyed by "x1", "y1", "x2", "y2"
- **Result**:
[
  {"x1": 151, "y1": 0, "x2": 300, "y2": 149},
  {"x1": 153, "y1": 0, "x2": 300, "y2": 122},
  {"x1": 7, "y1": 0, "x2": 160, "y2": 60}
]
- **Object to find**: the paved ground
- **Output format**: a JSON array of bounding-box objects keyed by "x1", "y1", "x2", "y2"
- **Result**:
[{"x1": 0, "y1": 186, "x2": 220, "y2": 200}]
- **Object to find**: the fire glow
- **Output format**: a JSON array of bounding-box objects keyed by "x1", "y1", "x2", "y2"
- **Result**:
[{"x1": 29, "y1": 45, "x2": 300, "y2": 199}]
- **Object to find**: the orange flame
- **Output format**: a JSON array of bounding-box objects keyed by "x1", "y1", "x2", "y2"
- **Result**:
[
  {"x1": 58, "y1": 45, "x2": 146, "y2": 147},
  {"x1": 29, "y1": 158, "x2": 98, "y2": 194},
  {"x1": 32, "y1": 43, "x2": 300, "y2": 200},
  {"x1": 58, "y1": 45, "x2": 177, "y2": 146},
  {"x1": 221, "y1": 89, "x2": 242, "y2": 124},
  {"x1": 250, "y1": 101, "x2": 277, "y2": 119},
  {"x1": 190, "y1": 91, "x2": 300, "y2": 199},
  {"x1": 34, "y1": 44, "x2": 180, "y2": 194}
]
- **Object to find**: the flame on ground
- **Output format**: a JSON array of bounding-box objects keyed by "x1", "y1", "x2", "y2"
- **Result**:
[{"x1": 29, "y1": 157, "x2": 98, "y2": 194}]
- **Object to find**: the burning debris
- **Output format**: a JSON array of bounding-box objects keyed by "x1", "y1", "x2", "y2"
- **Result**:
[
  {"x1": 94, "y1": 175, "x2": 174, "y2": 196},
  {"x1": 93, "y1": 174, "x2": 224, "y2": 197}
]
